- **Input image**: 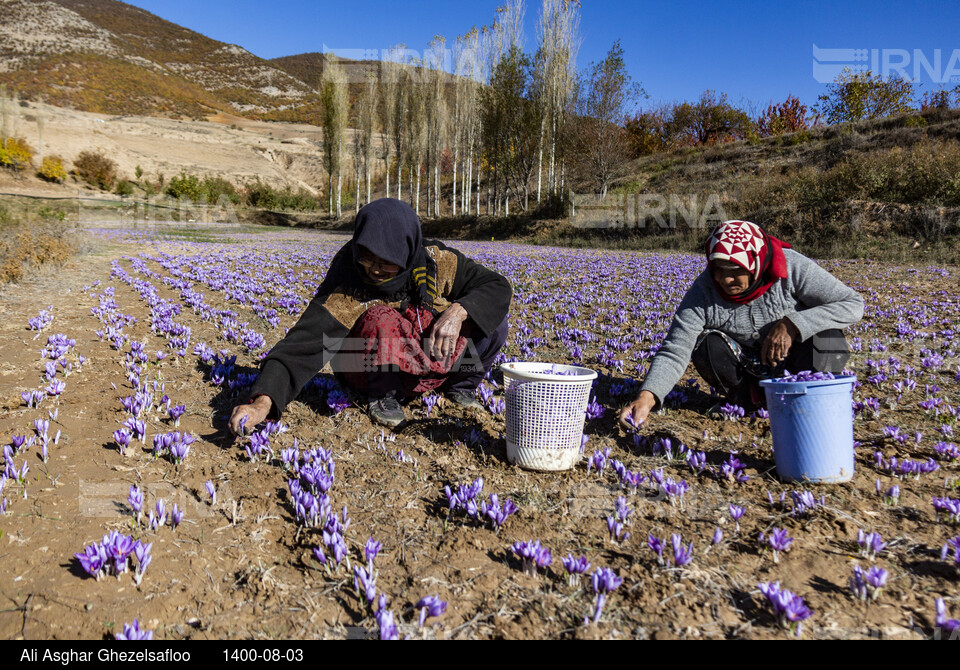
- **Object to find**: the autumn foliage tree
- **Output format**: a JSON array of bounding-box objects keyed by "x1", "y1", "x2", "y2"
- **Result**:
[
  {"x1": 73, "y1": 150, "x2": 117, "y2": 190},
  {"x1": 815, "y1": 68, "x2": 914, "y2": 124},
  {"x1": 757, "y1": 95, "x2": 814, "y2": 136},
  {"x1": 666, "y1": 90, "x2": 754, "y2": 147}
]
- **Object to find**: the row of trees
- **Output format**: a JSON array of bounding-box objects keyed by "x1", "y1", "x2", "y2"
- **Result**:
[
  {"x1": 318, "y1": 0, "x2": 589, "y2": 216},
  {"x1": 314, "y1": 0, "x2": 960, "y2": 216}
]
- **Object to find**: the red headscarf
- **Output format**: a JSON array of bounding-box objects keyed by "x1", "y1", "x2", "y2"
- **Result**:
[{"x1": 707, "y1": 220, "x2": 791, "y2": 304}]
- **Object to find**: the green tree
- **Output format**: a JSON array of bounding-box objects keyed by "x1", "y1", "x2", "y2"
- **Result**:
[
  {"x1": 815, "y1": 68, "x2": 914, "y2": 124},
  {"x1": 568, "y1": 40, "x2": 643, "y2": 196},
  {"x1": 481, "y1": 46, "x2": 541, "y2": 209}
]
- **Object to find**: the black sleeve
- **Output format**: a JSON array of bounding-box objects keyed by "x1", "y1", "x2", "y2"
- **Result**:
[
  {"x1": 434, "y1": 241, "x2": 512, "y2": 337},
  {"x1": 248, "y1": 246, "x2": 353, "y2": 419}
]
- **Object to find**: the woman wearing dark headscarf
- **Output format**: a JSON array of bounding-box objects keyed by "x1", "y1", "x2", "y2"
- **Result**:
[
  {"x1": 618, "y1": 220, "x2": 863, "y2": 429},
  {"x1": 229, "y1": 198, "x2": 511, "y2": 431}
]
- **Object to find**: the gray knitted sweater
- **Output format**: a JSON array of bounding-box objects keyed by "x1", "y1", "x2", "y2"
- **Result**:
[{"x1": 640, "y1": 249, "x2": 864, "y2": 404}]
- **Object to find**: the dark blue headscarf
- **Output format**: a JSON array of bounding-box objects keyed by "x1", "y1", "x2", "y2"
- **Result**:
[{"x1": 349, "y1": 198, "x2": 437, "y2": 309}]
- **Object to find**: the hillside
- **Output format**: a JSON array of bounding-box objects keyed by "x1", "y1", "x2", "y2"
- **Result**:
[
  {"x1": 566, "y1": 107, "x2": 960, "y2": 258},
  {"x1": 0, "y1": 0, "x2": 318, "y2": 119},
  {"x1": 0, "y1": 99, "x2": 334, "y2": 197}
]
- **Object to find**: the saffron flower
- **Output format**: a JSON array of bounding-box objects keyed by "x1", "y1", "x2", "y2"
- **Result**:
[
  {"x1": 767, "y1": 528, "x2": 794, "y2": 563},
  {"x1": 757, "y1": 581, "x2": 812, "y2": 637},
  {"x1": 364, "y1": 537, "x2": 382, "y2": 568},
  {"x1": 648, "y1": 534, "x2": 665, "y2": 566},
  {"x1": 729, "y1": 504, "x2": 745, "y2": 533},
  {"x1": 857, "y1": 530, "x2": 887, "y2": 560},
  {"x1": 511, "y1": 540, "x2": 552, "y2": 576},
  {"x1": 935, "y1": 598, "x2": 960, "y2": 635},
  {"x1": 352, "y1": 565, "x2": 377, "y2": 606},
  {"x1": 115, "y1": 619, "x2": 153, "y2": 640},
  {"x1": 589, "y1": 567, "x2": 623, "y2": 624},
  {"x1": 170, "y1": 504, "x2": 183, "y2": 530},
  {"x1": 562, "y1": 554, "x2": 591, "y2": 586},
  {"x1": 205, "y1": 480, "x2": 216, "y2": 505},
  {"x1": 416, "y1": 595, "x2": 447, "y2": 628},
  {"x1": 128, "y1": 485, "x2": 143, "y2": 522},
  {"x1": 375, "y1": 607, "x2": 399, "y2": 640},
  {"x1": 671, "y1": 533, "x2": 694, "y2": 567}
]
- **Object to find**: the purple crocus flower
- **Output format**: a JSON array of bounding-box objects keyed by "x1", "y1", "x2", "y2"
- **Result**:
[
  {"x1": 364, "y1": 537, "x2": 382, "y2": 568},
  {"x1": 729, "y1": 504, "x2": 745, "y2": 533},
  {"x1": 128, "y1": 485, "x2": 143, "y2": 521},
  {"x1": 857, "y1": 530, "x2": 886, "y2": 560},
  {"x1": 767, "y1": 528, "x2": 793, "y2": 563},
  {"x1": 671, "y1": 533, "x2": 693, "y2": 567},
  {"x1": 480, "y1": 493, "x2": 518, "y2": 532},
  {"x1": 711, "y1": 527, "x2": 723, "y2": 546},
  {"x1": 168, "y1": 404, "x2": 186, "y2": 426},
  {"x1": 115, "y1": 619, "x2": 153, "y2": 640},
  {"x1": 170, "y1": 504, "x2": 183, "y2": 530},
  {"x1": 375, "y1": 607, "x2": 399, "y2": 640},
  {"x1": 589, "y1": 567, "x2": 623, "y2": 623},
  {"x1": 758, "y1": 581, "x2": 812, "y2": 637},
  {"x1": 312, "y1": 546, "x2": 327, "y2": 566},
  {"x1": 416, "y1": 595, "x2": 447, "y2": 628},
  {"x1": 152, "y1": 499, "x2": 166, "y2": 530},
  {"x1": 562, "y1": 554, "x2": 591, "y2": 586},
  {"x1": 511, "y1": 540, "x2": 552, "y2": 576},
  {"x1": 132, "y1": 541, "x2": 151, "y2": 586},
  {"x1": 168, "y1": 439, "x2": 190, "y2": 464},
  {"x1": 932, "y1": 497, "x2": 960, "y2": 523},
  {"x1": 353, "y1": 565, "x2": 377, "y2": 606},
  {"x1": 648, "y1": 534, "x2": 665, "y2": 565},
  {"x1": 205, "y1": 480, "x2": 216, "y2": 505},
  {"x1": 936, "y1": 598, "x2": 960, "y2": 635}
]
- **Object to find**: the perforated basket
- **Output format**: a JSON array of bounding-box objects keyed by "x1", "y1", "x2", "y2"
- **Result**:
[{"x1": 501, "y1": 362, "x2": 598, "y2": 472}]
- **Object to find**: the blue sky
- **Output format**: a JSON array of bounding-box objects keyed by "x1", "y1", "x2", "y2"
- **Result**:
[{"x1": 126, "y1": 0, "x2": 960, "y2": 114}]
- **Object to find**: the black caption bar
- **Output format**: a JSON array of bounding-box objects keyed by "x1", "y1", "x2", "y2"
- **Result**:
[{"x1": 11, "y1": 641, "x2": 330, "y2": 664}]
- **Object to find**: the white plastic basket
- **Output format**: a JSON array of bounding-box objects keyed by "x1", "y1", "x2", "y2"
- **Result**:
[{"x1": 501, "y1": 362, "x2": 598, "y2": 472}]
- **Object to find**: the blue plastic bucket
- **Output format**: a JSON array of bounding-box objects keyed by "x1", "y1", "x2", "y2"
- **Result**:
[{"x1": 759, "y1": 375, "x2": 857, "y2": 483}]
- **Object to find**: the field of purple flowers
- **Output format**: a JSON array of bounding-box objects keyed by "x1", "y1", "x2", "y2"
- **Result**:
[{"x1": 0, "y1": 222, "x2": 957, "y2": 640}]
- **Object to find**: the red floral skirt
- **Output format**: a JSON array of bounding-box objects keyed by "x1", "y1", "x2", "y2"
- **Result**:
[{"x1": 335, "y1": 304, "x2": 471, "y2": 397}]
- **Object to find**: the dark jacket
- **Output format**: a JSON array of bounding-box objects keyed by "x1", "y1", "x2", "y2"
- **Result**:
[{"x1": 249, "y1": 239, "x2": 511, "y2": 417}]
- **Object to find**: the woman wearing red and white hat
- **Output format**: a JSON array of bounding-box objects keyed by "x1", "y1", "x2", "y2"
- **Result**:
[{"x1": 619, "y1": 220, "x2": 864, "y2": 430}]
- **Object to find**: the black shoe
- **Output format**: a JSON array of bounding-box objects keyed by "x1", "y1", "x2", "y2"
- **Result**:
[
  {"x1": 367, "y1": 392, "x2": 406, "y2": 428},
  {"x1": 446, "y1": 388, "x2": 483, "y2": 410}
]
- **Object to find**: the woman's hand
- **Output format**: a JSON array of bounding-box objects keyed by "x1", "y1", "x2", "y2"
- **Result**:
[
  {"x1": 762, "y1": 318, "x2": 800, "y2": 366},
  {"x1": 424, "y1": 303, "x2": 468, "y2": 361},
  {"x1": 618, "y1": 390, "x2": 658, "y2": 431},
  {"x1": 229, "y1": 395, "x2": 272, "y2": 436}
]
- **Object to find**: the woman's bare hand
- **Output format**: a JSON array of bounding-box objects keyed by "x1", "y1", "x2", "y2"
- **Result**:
[
  {"x1": 424, "y1": 303, "x2": 468, "y2": 361},
  {"x1": 762, "y1": 318, "x2": 800, "y2": 366},
  {"x1": 619, "y1": 391, "x2": 657, "y2": 431},
  {"x1": 229, "y1": 395, "x2": 272, "y2": 436}
]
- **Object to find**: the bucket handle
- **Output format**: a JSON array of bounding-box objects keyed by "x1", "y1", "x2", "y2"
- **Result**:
[{"x1": 774, "y1": 389, "x2": 808, "y2": 397}]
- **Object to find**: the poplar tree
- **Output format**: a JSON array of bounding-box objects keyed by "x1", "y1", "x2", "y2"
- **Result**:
[{"x1": 321, "y1": 54, "x2": 348, "y2": 217}]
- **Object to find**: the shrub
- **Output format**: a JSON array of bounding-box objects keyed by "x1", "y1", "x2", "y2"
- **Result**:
[
  {"x1": 245, "y1": 179, "x2": 318, "y2": 211},
  {"x1": 38, "y1": 156, "x2": 67, "y2": 183},
  {"x1": 165, "y1": 172, "x2": 203, "y2": 201},
  {"x1": 74, "y1": 150, "x2": 117, "y2": 190},
  {"x1": 904, "y1": 115, "x2": 928, "y2": 128},
  {"x1": 114, "y1": 180, "x2": 135, "y2": 197},
  {"x1": 0, "y1": 137, "x2": 34, "y2": 172}
]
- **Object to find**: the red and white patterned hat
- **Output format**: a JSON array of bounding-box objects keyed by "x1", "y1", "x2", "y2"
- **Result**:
[{"x1": 707, "y1": 220, "x2": 767, "y2": 280}]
